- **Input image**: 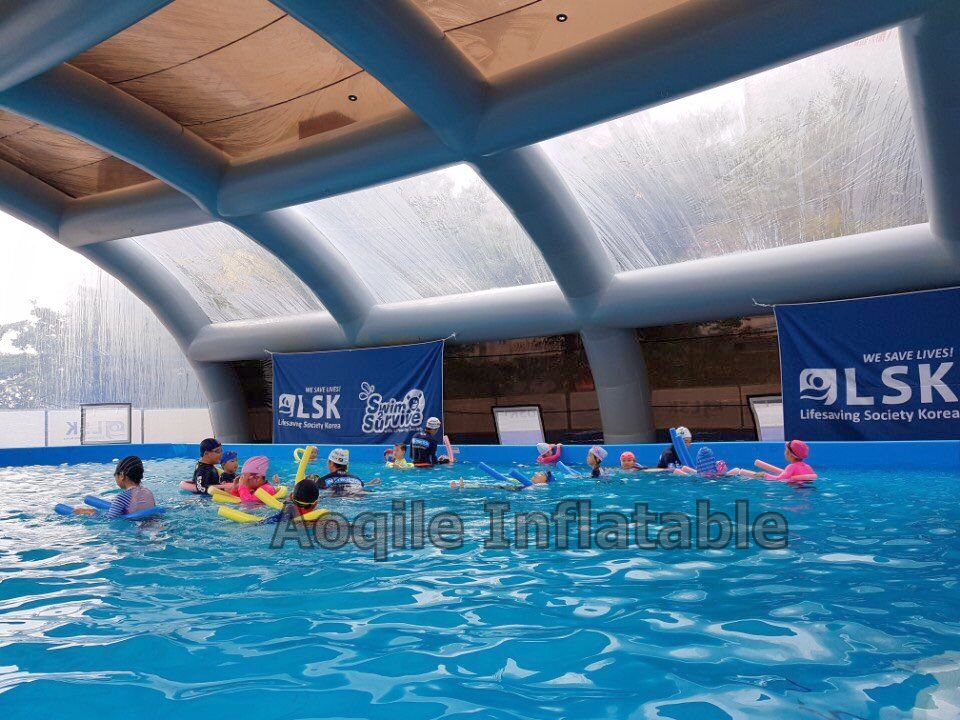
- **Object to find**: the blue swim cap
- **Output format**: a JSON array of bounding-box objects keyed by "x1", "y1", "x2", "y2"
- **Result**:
[
  {"x1": 695, "y1": 447, "x2": 717, "y2": 475},
  {"x1": 221, "y1": 450, "x2": 237, "y2": 464}
]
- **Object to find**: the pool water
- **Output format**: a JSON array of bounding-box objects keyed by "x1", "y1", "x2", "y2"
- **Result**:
[{"x1": 1, "y1": 458, "x2": 958, "y2": 719}]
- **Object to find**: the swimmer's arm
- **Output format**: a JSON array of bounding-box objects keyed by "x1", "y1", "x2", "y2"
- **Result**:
[
  {"x1": 539, "y1": 445, "x2": 563, "y2": 463},
  {"x1": 754, "y1": 460, "x2": 784, "y2": 475},
  {"x1": 673, "y1": 466, "x2": 696, "y2": 475},
  {"x1": 73, "y1": 507, "x2": 97, "y2": 516},
  {"x1": 726, "y1": 468, "x2": 762, "y2": 478}
]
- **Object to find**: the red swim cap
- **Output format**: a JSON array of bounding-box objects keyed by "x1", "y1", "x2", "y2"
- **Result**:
[
  {"x1": 620, "y1": 451, "x2": 636, "y2": 462},
  {"x1": 787, "y1": 440, "x2": 809, "y2": 460}
]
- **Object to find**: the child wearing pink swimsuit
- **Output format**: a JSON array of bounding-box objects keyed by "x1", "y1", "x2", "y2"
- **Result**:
[
  {"x1": 232, "y1": 456, "x2": 279, "y2": 503},
  {"x1": 536, "y1": 442, "x2": 562, "y2": 464},
  {"x1": 727, "y1": 440, "x2": 817, "y2": 483}
]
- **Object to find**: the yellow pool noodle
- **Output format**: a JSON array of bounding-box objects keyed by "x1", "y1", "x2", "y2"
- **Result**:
[
  {"x1": 300, "y1": 508, "x2": 329, "y2": 522},
  {"x1": 218, "y1": 506, "x2": 262, "y2": 523},
  {"x1": 209, "y1": 490, "x2": 240, "y2": 504},
  {"x1": 293, "y1": 445, "x2": 317, "y2": 484},
  {"x1": 255, "y1": 486, "x2": 283, "y2": 509}
]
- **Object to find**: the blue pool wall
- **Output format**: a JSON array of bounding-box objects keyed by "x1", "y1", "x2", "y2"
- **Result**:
[{"x1": 1, "y1": 441, "x2": 958, "y2": 470}]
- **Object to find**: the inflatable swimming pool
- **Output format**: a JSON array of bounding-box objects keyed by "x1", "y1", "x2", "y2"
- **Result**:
[{"x1": 0, "y1": 442, "x2": 958, "y2": 718}]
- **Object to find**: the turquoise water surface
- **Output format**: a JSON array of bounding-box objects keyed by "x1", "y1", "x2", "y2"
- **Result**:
[{"x1": 1, "y1": 458, "x2": 958, "y2": 719}]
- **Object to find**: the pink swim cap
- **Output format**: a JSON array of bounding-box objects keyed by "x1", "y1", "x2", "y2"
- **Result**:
[
  {"x1": 787, "y1": 440, "x2": 809, "y2": 460},
  {"x1": 242, "y1": 455, "x2": 269, "y2": 477},
  {"x1": 620, "y1": 451, "x2": 636, "y2": 462}
]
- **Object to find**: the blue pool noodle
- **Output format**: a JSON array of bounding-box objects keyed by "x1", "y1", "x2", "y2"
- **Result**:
[
  {"x1": 64, "y1": 496, "x2": 166, "y2": 521},
  {"x1": 124, "y1": 507, "x2": 166, "y2": 521},
  {"x1": 556, "y1": 461, "x2": 581, "y2": 477},
  {"x1": 669, "y1": 428, "x2": 695, "y2": 468},
  {"x1": 83, "y1": 495, "x2": 111, "y2": 510},
  {"x1": 508, "y1": 469, "x2": 532, "y2": 488},
  {"x1": 479, "y1": 462, "x2": 514, "y2": 485}
]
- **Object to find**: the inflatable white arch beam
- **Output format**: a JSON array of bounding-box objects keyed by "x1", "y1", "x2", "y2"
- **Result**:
[
  {"x1": 56, "y1": 0, "x2": 944, "y2": 225},
  {"x1": 901, "y1": 2, "x2": 960, "y2": 248},
  {"x1": 0, "y1": 1, "x2": 171, "y2": 93},
  {"x1": 0, "y1": 0, "x2": 955, "y2": 440},
  {"x1": 0, "y1": 65, "x2": 377, "y2": 337},
  {"x1": 277, "y1": 1, "x2": 653, "y2": 441}
]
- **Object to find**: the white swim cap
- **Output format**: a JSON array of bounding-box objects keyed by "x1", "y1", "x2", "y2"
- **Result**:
[
  {"x1": 536, "y1": 442, "x2": 551, "y2": 455},
  {"x1": 589, "y1": 445, "x2": 608, "y2": 461},
  {"x1": 328, "y1": 448, "x2": 349, "y2": 465},
  {"x1": 426, "y1": 417, "x2": 441, "y2": 430},
  {"x1": 676, "y1": 426, "x2": 692, "y2": 440}
]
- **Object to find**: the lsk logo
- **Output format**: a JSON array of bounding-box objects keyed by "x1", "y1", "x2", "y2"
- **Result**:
[
  {"x1": 277, "y1": 392, "x2": 341, "y2": 418},
  {"x1": 799, "y1": 369, "x2": 838, "y2": 404},
  {"x1": 799, "y1": 364, "x2": 957, "y2": 406}
]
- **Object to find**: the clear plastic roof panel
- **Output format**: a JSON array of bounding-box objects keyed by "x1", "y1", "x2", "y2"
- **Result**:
[
  {"x1": 296, "y1": 164, "x2": 554, "y2": 303},
  {"x1": 133, "y1": 223, "x2": 324, "y2": 322},
  {"x1": 541, "y1": 30, "x2": 927, "y2": 271},
  {"x1": 3, "y1": 214, "x2": 205, "y2": 409}
]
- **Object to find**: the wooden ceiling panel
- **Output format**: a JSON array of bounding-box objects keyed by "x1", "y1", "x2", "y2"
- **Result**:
[
  {"x1": 192, "y1": 71, "x2": 404, "y2": 157},
  {"x1": 0, "y1": 110, "x2": 154, "y2": 197},
  {"x1": 115, "y1": 16, "x2": 360, "y2": 126},
  {"x1": 411, "y1": 0, "x2": 537, "y2": 31},
  {"x1": 444, "y1": 0, "x2": 691, "y2": 77},
  {"x1": 46, "y1": 159, "x2": 155, "y2": 197},
  {"x1": 70, "y1": 0, "x2": 284, "y2": 84}
]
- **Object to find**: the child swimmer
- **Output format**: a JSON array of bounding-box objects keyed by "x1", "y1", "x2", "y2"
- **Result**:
[
  {"x1": 536, "y1": 442, "x2": 562, "y2": 464},
  {"x1": 69, "y1": 456, "x2": 156, "y2": 518},
  {"x1": 672, "y1": 446, "x2": 728, "y2": 478},
  {"x1": 450, "y1": 469, "x2": 553, "y2": 492},
  {"x1": 231, "y1": 455, "x2": 281, "y2": 503},
  {"x1": 219, "y1": 450, "x2": 239, "y2": 484},
  {"x1": 385, "y1": 443, "x2": 413, "y2": 469},
  {"x1": 586, "y1": 445, "x2": 608, "y2": 478},
  {"x1": 727, "y1": 440, "x2": 817, "y2": 483}
]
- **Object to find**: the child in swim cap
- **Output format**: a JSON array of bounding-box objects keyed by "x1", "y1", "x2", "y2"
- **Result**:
[
  {"x1": 673, "y1": 446, "x2": 727, "y2": 478},
  {"x1": 619, "y1": 451, "x2": 645, "y2": 471},
  {"x1": 587, "y1": 445, "x2": 608, "y2": 478},
  {"x1": 267, "y1": 478, "x2": 322, "y2": 525},
  {"x1": 234, "y1": 456, "x2": 280, "y2": 503},
  {"x1": 219, "y1": 451, "x2": 239, "y2": 484},
  {"x1": 536, "y1": 442, "x2": 562, "y2": 464},
  {"x1": 726, "y1": 440, "x2": 817, "y2": 483},
  {"x1": 450, "y1": 469, "x2": 553, "y2": 491}
]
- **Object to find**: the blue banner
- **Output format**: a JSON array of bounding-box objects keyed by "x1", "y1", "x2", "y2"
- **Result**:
[
  {"x1": 272, "y1": 340, "x2": 444, "y2": 444},
  {"x1": 776, "y1": 288, "x2": 960, "y2": 441}
]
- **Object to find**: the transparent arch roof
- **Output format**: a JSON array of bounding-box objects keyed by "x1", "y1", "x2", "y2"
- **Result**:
[
  {"x1": 296, "y1": 164, "x2": 554, "y2": 304},
  {"x1": 132, "y1": 223, "x2": 324, "y2": 322},
  {"x1": 2, "y1": 214, "x2": 205, "y2": 409},
  {"x1": 541, "y1": 30, "x2": 927, "y2": 271},
  {"x1": 1, "y1": 2, "x2": 943, "y2": 339}
]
